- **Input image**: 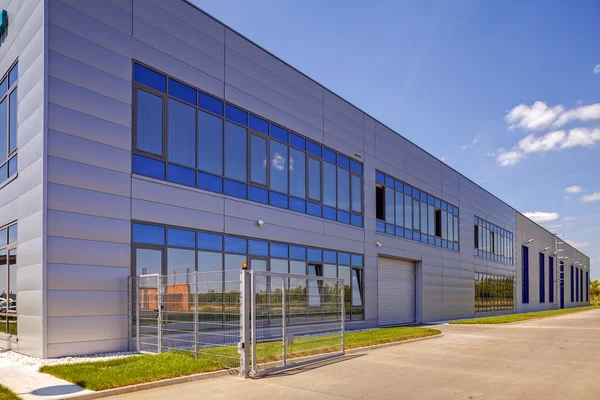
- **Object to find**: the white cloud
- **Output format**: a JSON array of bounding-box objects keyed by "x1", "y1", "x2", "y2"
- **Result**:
[
  {"x1": 562, "y1": 216, "x2": 576, "y2": 222},
  {"x1": 440, "y1": 156, "x2": 447, "y2": 162},
  {"x1": 461, "y1": 135, "x2": 483, "y2": 150},
  {"x1": 565, "y1": 240, "x2": 590, "y2": 248},
  {"x1": 518, "y1": 131, "x2": 565, "y2": 153},
  {"x1": 581, "y1": 192, "x2": 600, "y2": 203},
  {"x1": 595, "y1": 64, "x2": 600, "y2": 74},
  {"x1": 496, "y1": 149, "x2": 524, "y2": 167},
  {"x1": 523, "y1": 211, "x2": 560, "y2": 223},
  {"x1": 560, "y1": 127, "x2": 600, "y2": 148},
  {"x1": 505, "y1": 101, "x2": 600, "y2": 131},
  {"x1": 565, "y1": 186, "x2": 582, "y2": 194}
]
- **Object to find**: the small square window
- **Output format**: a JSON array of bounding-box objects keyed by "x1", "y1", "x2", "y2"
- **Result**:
[
  {"x1": 198, "y1": 92, "x2": 223, "y2": 116},
  {"x1": 375, "y1": 171, "x2": 385, "y2": 184},
  {"x1": 270, "y1": 124, "x2": 288, "y2": 142},
  {"x1": 308, "y1": 248, "x2": 323, "y2": 262},
  {"x1": 133, "y1": 223, "x2": 165, "y2": 245},
  {"x1": 270, "y1": 192, "x2": 288, "y2": 209},
  {"x1": 396, "y1": 226, "x2": 405, "y2": 237},
  {"x1": 337, "y1": 154, "x2": 350, "y2": 169},
  {"x1": 323, "y1": 148, "x2": 336, "y2": 163},
  {"x1": 249, "y1": 115, "x2": 269, "y2": 135},
  {"x1": 307, "y1": 202, "x2": 322, "y2": 217},
  {"x1": 290, "y1": 197, "x2": 306, "y2": 213},
  {"x1": 323, "y1": 250, "x2": 337, "y2": 264},
  {"x1": 338, "y1": 253, "x2": 350, "y2": 265},
  {"x1": 225, "y1": 236, "x2": 247, "y2": 253},
  {"x1": 168, "y1": 78, "x2": 196, "y2": 105},
  {"x1": 168, "y1": 164, "x2": 195, "y2": 187},
  {"x1": 225, "y1": 104, "x2": 247, "y2": 125},
  {"x1": 307, "y1": 141, "x2": 322, "y2": 157},
  {"x1": 290, "y1": 246, "x2": 306, "y2": 260},
  {"x1": 351, "y1": 214, "x2": 363, "y2": 227},
  {"x1": 385, "y1": 176, "x2": 394, "y2": 187},
  {"x1": 249, "y1": 240, "x2": 269, "y2": 256},
  {"x1": 323, "y1": 206, "x2": 336, "y2": 221},
  {"x1": 198, "y1": 172, "x2": 223, "y2": 193},
  {"x1": 290, "y1": 133, "x2": 306, "y2": 150},
  {"x1": 224, "y1": 179, "x2": 246, "y2": 199},
  {"x1": 270, "y1": 243, "x2": 289, "y2": 258},
  {"x1": 168, "y1": 228, "x2": 195, "y2": 248},
  {"x1": 350, "y1": 161, "x2": 363, "y2": 174},
  {"x1": 197, "y1": 232, "x2": 223, "y2": 251},
  {"x1": 133, "y1": 155, "x2": 165, "y2": 180},
  {"x1": 337, "y1": 210, "x2": 350, "y2": 224},
  {"x1": 351, "y1": 254, "x2": 363, "y2": 267},
  {"x1": 249, "y1": 186, "x2": 269, "y2": 204},
  {"x1": 376, "y1": 220, "x2": 385, "y2": 232},
  {"x1": 134, "y1": 63, "x2": 166, "y2": 92}
]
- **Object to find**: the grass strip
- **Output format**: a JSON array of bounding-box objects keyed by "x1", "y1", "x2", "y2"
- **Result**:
[
  {"x1": 40, "y1": 326, "x2": 440, "y2": 391},
  {"x1": 450, "y1": 306, "x2": 598, "y2": 324},
  {"x1": 0, "y1": 385, "x2": 21, "y2": 400}
]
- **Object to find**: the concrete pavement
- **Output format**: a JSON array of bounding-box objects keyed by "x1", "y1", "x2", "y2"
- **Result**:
[{"x1": 108, "y1": 309, "x2": 600, "y2": 400}]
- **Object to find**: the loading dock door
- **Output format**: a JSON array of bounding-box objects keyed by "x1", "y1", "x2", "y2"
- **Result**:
[{"x1": 378, "y1": 257, "x2": 416, "y2": 326}]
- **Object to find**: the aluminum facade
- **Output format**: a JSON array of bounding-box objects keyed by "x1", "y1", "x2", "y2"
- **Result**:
[{"x1": 0, "y1": 0, "x2": 590, "y2": 358}]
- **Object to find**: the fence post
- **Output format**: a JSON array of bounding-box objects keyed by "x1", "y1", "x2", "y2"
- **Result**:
[
  {"x1": 340, "y1": 280, "x2": 345, "y2": 355},
  {"x1": 157, "y1": 276, "x2": 162, "y2": 354},
  {"x1": 282, "y1": 277, "x2": 287, "y2": 367},
  {"x1": 193, "y1": 272, "x2": 198, "y2": 359},
  {"x1": 135, "y1": 277, "x2": 140, "y2": 352},
  {"x1": 250, "y1": 270, "x2": 256, "y2": 375},
  {"x1": 240, "y1": 270, "x2": 250, "y2": 378}
]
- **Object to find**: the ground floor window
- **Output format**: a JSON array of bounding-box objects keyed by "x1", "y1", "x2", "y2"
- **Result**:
[
  {"x1": 0, "y1": 222, "x2": 17, "y2": 335},
  {"x1": 474, "y1": 273, "x2": 514, "y2": 313}
]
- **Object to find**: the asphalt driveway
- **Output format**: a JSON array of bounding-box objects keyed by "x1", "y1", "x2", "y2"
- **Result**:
[{"x1": 110, "y1": 309, "x2": 600, "y2": 400}]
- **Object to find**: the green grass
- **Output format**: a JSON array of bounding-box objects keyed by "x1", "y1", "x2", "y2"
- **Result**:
[
  {"x1": 0, "y1": 385, "x2": 21, "y2": 400},
  {"x1": 39, "y1": 326, "x2": 440, "y2": 391},
  {"x1": 450, "y1": 305, "x2": 598, "y2": 324}
]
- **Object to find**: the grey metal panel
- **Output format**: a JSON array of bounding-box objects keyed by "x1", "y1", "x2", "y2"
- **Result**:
[
  {"x1": 48, "y1": 77, "x2": 130, "y2": 128},
  {"x1": 15, "y1": 316, "x2": 43, "y2": 358},
  {"x1": 49, "y1": 50, "x2": 131, "y2": 103},
  {"x1": 16, "y1": 93, "x2": 43, "y2": 149},
  {"x1": 16, "y1": 130, "x2": 43, "y2": 173},
  {"x1": 47, "y1": 236, "x2": 130, "y2": 267},
  {"x1": 48, "y1": 156, "x2": 131, "y2": 197},
  {"x1": 47, "y1": 315, "x2": 128, "y2": 344},
  {"x1": 47, "y1": 183, "x2": 131, "y2": 220},
  {"x1": 17, "y1": 75, "x2": 43, "y2": 128},
  {"x1": 324, "y1": 103, "x2": 363, "y2": 137},
  {"x1": 59, "y1": 0, "x2": 133, "y2": 35},
  {"x1": 0, "y1": 158, "x2": 44, "y2": 208},
  {"x1": 16, "y1": 264, "x2": 43, "y2": 292},
  {"x1": 16, "y1": 290, "x2": 43, "y2": 317},
  {"x1": 48, "y1": 264, "x2": 129, "y2": 291},
  {"x1": 48, "y1": 210, "x2": 131, "y2": 244},
  {"x1": 378, "y1": 257, "x2": 416, "y2": 325},
  {"x1": 131, "y1": 198, "x2": 225, "y2": 233},
  {"x1": 108, "y1": 0, "x2": 132, "y2": 13},
  {"x1": 133, "y1": 16, "x2": 223, "y2": 81},
  {"x1": 17, "y1": 184, "x2": 43, "y2": 221},
  {"x1": 15, "y1": 49, "x2": 43, "y2": 104},
  {"x1": 49, "y1": 24, "x2": 131, "y2": 80},
  {"x1": 48, "y1": 130, "x2": 131, "y2": 174},
  {"x1": 134, "y1": 0, "x2": 223, "y2": 61},
  {"x1": 324, "y1": 90, "x2": 363, "y2": 125},
  {"x1": 47, "y1": 290, "x2": 128, "y2": 317},
  {"x1": 16, "y1": 210, "x2": 42, "y2": 244},
  {"x1": 48, "y1": 103, "x2": 131, "y2": 150},
  {"x1": 47, "y1": 338, "x2": 129, "y2": 358},
  {"x1": 323, "y1": 221, "x2": 364, "y2": 243},
  {"x1": 0, "y1": 0, "x2": 39, "y2": 72}
]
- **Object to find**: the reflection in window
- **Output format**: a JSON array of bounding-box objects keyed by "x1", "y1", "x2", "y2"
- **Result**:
[
  {"x1": 474, "y1": 273, "x2": 514, "y2": 313},
  {"x1": 404, "y1": 195, "x2": 412, "y2": 230},
  {"x1": 224, "y1": 122, "x2": 247, "y2": 181},
  {"x1": 250, "y1": 135, "x2": 267, "y2": 186},
  {"x1": 136, "y1": 248, "x2": 162, "y2": 275},
  {"x1": 351, "y1": 175, "x2": 362, "y2": 213},
  {"x1": 351, "y1": 269, "x2": 362, "y2": 307},
  {"x1": 385, "y1": 187, "x2": 394, "y2": 224},
  {"x1": 136, "y1": 90, "x2": 163, "y2": 156},
  {"x1": 337, "y1": 168, "x2": 350, "y2": 211},
  {"x1": 167, "y1": 248, "x2": 195, "y2": 284},
  {"x1": 289, "y1": 148, "x2": 305, "y2": 198},
  {"x1": 270, "y1": 141, "x2": 288, "y2": 193},
  {"x1": 168, "y1": 99, "x2": 196, "y2": 167},
  {"x1": 308, "y1": 264, "x2": 322, "y2": 307},
  {"x1": 308, "y1": 158, "x2": 321, "y2": 201},
  {"x1": 323, "y1": 162, "x2": 336, "y2": 207},
  {"x1": 197, "y1": 111, "x2": 223, "y2": 175}
]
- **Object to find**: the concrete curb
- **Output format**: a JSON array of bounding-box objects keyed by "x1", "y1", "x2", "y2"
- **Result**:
[
  {"x1": 55, "y1": 333, "x2": 444, "y2": 399},
  {"x1": 447, "y1": 308, "x2": 597, "y2": 326}
]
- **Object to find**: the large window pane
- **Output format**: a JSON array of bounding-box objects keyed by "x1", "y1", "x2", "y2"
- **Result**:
[
  {"x1": 420, "y1": 202, "x2": 428, "y2": 235},
  {"x1": 168, "y1": 99, "x2": 196, "y2": 167},
  {"x1": 250, "y1": 134, "x2": 267, "y2": 185},
  {"x1": 135, "y1": 249, "x2": 162, "y2": 275},
  {"x1": 167, "y1": 248, "x2": 195, "y2": 284},
  {"x1": 413, "y1": 199, "x2": 420, "y2": 232},
  {"x1": 270, "y1": 259, "x2": 288, "y2": 273},
  {"x1": 308, "y1": 158, "x2": 321, "y2": 201},
  {"x1": 323, "y1": 162, "x2": 336, "y2": 207},
  {"x1": 289, "y1": 148, "x2": 306, "y2": 198},
  {"x1": 441, "y1": 211, "x2": 448, "y2": 240},
  {"x1": 428, "y1": 205, "x2": 435, "y2": 236},
  {"x1": 337, "y1": 167, "x2": 350, "y2": 211},
  {"x1": 404, "y1": 195, "x2": 412, "y2": 230},
  {"x1": 385, "y1": 187, "x2": 394, "y2": 224},
  {"x1": 8, "y1": 250, "x2": 15, "y2": 311},
  {"x1": 197, "y1": 251, "x2": 222, "y2": 295},
  {"x1": 0, "y1": 98, "x2": 6, "y2": 163},
  {"x1": 136, "y1": 90, "x2": 163, "y2": 156},
  {"x1": 453, "y1": 216, "x2": 459, "y2": 243},
  {"x1": 224, "y1": 254, "x2": 246, "y2": 271},
  {"x1": 447, "y1": 212, "x2": 453, "y2": 242},
  {"x1": 351, "y1": 269, "x2": 363, "y2": 306},
  {"x1": 224, "y1": 122, "x2": 247, "y2": 181},
  {"x1": 351, "y1": 175, "x2": 362, "y2": 213},
  {"x1": 270, "y1": 140, "x2": 288, "y2": 193},
  {"x1": 395, "y1": 191, "x2": 404, "y2": 227},
  {"x1": 197, "y1": 110, "x2": 223, "y2": 175},
  {"x1": 8, "y1": 89, "x2": 16, "y2": 153}
]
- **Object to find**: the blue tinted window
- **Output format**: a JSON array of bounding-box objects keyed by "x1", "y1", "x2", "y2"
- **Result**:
[
  {"x1": 133, "y1": 223, "x2": 165, "y2": 245},
  {"x1": 351, "y1": 214, "x2": 363, "y2": 227},
  {"x1": 307, "y1": 248, "x2": 322, "y2": 262},
  {"x1": 413, "y1": 189, "x2": 420, "y2": 199},
  {"x1": 197, "y1": 232, "x2": 222, "y2": 251},
  {"x1": 0, "y1": 95, "x2": 6, "y2": 163},
  {"x1": 414, "y1": 232, "x2": 421, "y2": 242},
  {"x1": 249, "y1": 115, "x2": 268, "y2": 134},
  {"x1": 136, "y1": 89, "x2": 163, "y2": 156},
  {"x1": 385, "y1": 176, "x2": 394, "y2": 187},
  {"x1": 270, "y1": 192, "x2": 288, "y2": 209},
  {"x1": 0, "y1": 78, "x2": 5, "y2": 97},
  {"x1": 323, "y1": 206, "x2": 336, "y2": 221},
  {"x1": 376, "y1": 171, "x2": 385, "y2": 184},
  {"x1": 441, "y1": 202, "x2": 447, "y2": 211},
  {"x1": 198, "y1": 92, "x2": 223, "y2": 116},
  {"x1": 308, "y1": 158, "x2": 321, "y2": 201},
  {"x1": 290, "y1": 246, "x2": 306, "y2": 260},
  {"x1": 428, "y1": 195, "x2": 434, "y2": 205},
  {"x1": 386, "y1": 224, "x2": 394, "y2": 235},
  {"x1": 225, "y1": 104, "x2": 247, "y2": 125},
  {"x1": 197, "y1": 172, "x2": 222, "y2": 193},
  {"x1": 351, "y1": 254, "x2": 363, "y2": 267},
  {"x1": 435, "y1": 237, "x2": 442, "y2": 247},
  {"x1": 7, "y1": 224, "x2": 16, "y2": 245},
  {"x1": 405, "y1": 230, "x2": 413, "y2": 240},
  {"x1": 270, "y1": 124, "x2": 288, "y2": 142},
  {"x1": 168, "y1": 78, "x2": 196, "y2": 104},
  {"x1": 290, "y1": 133, "x2": 306, "y2": 150},
  {"x1": 134, "y1": 63, "x2": 166, "y2": 92},
  {"x1": 337, "y1": 154, "x2": 350, "y2": 169},
  {"x1": 225, "y1": 237, "x2": 246, "y2": 253},
  {"x1": 197, "y1": 111, "x2": 223, "y2": 175},
  {"x1": 453, "y1": 207, "x2": 459, "y2": 216},
  {"x1": 224, "y1": 122, "x2": 247, "y2": 181},
  {"x1": 224, "y1": 179, "x2": 246, "y2": 199},
  {"x1": 435, "y1": 199, "x2": 441, "y2": 208},
  {"x1": 442, "y1": 239, "x2": 448, "y2": 248},
  {"x1": 338, "y1": 253, "x2": 350, "y2": 265},
  {"x1": 133, "y1": 155, "x2": 165, "y2": 179},
  {"x1": 420, "y1": 192, "x2": 428, "y2": 201},
  {"x1": 168, "y1": 228, "x2": 195, "y2": 248},
  {"x1": 289, "y1": 148, "x2": 305, "y2": 198},
  {"x1": 249, "y1": 186, "x2": 268, "y2": 204},
  {"x1": 323, "y1": 250, "x2": 336, "y2": 264},
  {"x1": 307, "y1": 202, "x2": 322, "y2": 217},
  {"x1": 249, "y1": 240, "x2": 269, "y2": 256},
  {"x1": 429, "y1": 236, "x2": 435, "y2": 245},
  {"x1": 0, "y1": 164, "x2": 6, "y2": 185},
  {"x1": 250, "y1": 134, "x2": 267, "y2": 185},
  {"x1": 270, "y1": 140, "x2": 288, "y2": 193},
  {"x1": 8, "y1": 155, "x2": 17, "y2": 177},
  {"x1": 323, "y1": 148, "x2": 336, "y2": 163},
  {"x1": 8, "y1": 63, "x2": 17, "y2": 86},
  {"x1": 289, "y1": 197, "x2": 306, "y2": 213},
  {"x1": 8, "y1": 89, "x2": 16, "y2": 153},
  {"x1": 307, "y1": 141, "x2": 322, "y2": 157},
  {"x1": 0, "y1": 228, "x2": 7, "y2": 245},
  {"x1": 351, "y1": 160, "x2": 363, "y2": 174},
  {"x1": 396, "y1": 226, "x2": 404, "y2": 237},
  {"x1": 376, "y1": 220, "x2": 385, "y2": 232},
  {"x1": 270, "y1": 243, "x2": 288, "y2": 258},
  {"x1": 421, "y1": 234, "x2": 428, "y2": 244},
  {"x1": 168, "y1": 164, "x2": 195, "y2": 186},
  {"x1": 337, "y1": 210, "x2": 350, "y2": 224},
  {"x1": 404, "y1": 185, "x2": 412, "y2": 196},
  {"x1": 167, "y1": 99, "x2": 196, "y2": 167}
]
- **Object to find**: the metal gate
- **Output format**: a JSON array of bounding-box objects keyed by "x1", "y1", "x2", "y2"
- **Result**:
[{"x1": 130, "y1": 269, "x2": 345, "y2": 377}]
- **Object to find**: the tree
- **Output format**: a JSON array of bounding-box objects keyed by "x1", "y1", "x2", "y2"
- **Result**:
[{"x1": 590, "y1": 280, "x2": 600, "y2": 306}]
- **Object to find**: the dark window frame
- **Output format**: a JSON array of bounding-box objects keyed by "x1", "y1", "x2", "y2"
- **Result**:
[
  {"x1": 0, "y1": 221, "x2": 18, "y2": 336},
  {"x1": 0, "y1": 59, "x2": 19, "y2": 190}
]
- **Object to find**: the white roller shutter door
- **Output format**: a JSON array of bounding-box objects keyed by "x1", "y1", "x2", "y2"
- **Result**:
[{"x1": 378, "y1": 257, "x2": 416, "y2": 326}]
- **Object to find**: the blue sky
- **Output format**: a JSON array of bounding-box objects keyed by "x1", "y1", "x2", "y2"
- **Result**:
[{"x1": 193, "y1": 0, "x2": 600, "y2": 279}]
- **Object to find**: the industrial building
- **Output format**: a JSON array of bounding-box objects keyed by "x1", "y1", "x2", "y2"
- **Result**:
[{"x1": 0, "y1": 0, "x2": 590, "y2": 358}]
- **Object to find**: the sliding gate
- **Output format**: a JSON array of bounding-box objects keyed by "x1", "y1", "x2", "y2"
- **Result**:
[{"x1": 131, "y1": 269, "x2": 345, "y2": 378}]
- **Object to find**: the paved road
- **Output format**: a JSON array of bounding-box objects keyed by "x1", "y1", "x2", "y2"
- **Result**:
[{"x1": 111, "y1": 309, "x2": 600, "y2": 400}]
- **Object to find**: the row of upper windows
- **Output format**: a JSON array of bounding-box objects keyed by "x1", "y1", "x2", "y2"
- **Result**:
[
  {"x1": 133, "y1": 62, "x2": 364, "y2": 227},
  {"x1": 0, "y1": 61, "x2": 18, "y2": 188},
  {"x1": 474, "y1": 217, "x2": 514, "y2": 265},
  {"x1": 375, "y1": 170, "x2": 460, "y2": 252}
]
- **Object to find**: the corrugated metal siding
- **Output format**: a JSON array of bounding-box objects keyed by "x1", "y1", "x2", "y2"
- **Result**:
[{"x1": 377, "y1": 257, "x2": 415, "y2": 325}]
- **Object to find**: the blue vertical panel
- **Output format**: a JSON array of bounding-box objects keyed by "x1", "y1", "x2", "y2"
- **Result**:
[
  {"x1": 548, "y1": 257, "x2": 554, "y2": 303},
  {"x1": 522, "y1": 246, "x2": 529, "y2": 304},
  {"x1": 586, "y1": 271, "x2": 589, "y2": 302},
  {"x1": 539, "y1": 253, "x2": 545, "y2": 303},
  {"x1": 570, "y1": 265, "x2": 574, "y2": 303},
  {"x1": 580, "y1": 269, "x2": 583, "y2": 303}
]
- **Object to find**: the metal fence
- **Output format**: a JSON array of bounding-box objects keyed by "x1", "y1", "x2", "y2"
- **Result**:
[{"x1": 130, "y1": 269, "x2": 345, "y2": 377}]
